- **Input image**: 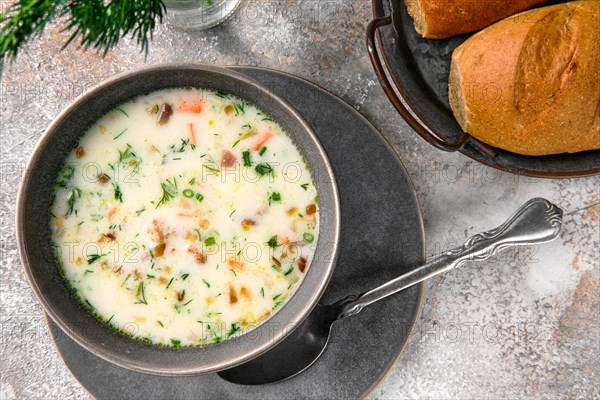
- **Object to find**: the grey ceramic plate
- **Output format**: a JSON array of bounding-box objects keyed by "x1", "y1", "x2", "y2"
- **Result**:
[
  {"x1": 46, "y1": 66, "x2": 425, "y2": 399},
  {"x1": 18, "y1": 63, "x2": 340, "y2": 376},
  {"x1": 368, "y1": 0, "x2": 600, "y2": 178}
]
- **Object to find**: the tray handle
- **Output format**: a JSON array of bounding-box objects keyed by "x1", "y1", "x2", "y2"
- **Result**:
[{"x1": 366, "y1": 4, "x2": 470, "y2": 152}]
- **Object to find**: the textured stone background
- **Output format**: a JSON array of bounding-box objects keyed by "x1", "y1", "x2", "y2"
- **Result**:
[{"x1": 0, "y1": 1, "x2": 598, "y2": 399}]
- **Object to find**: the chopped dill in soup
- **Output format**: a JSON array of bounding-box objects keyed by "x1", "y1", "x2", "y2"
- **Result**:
[{"x1": 49, "y1": 88, "x2": 319, "y2": 347}]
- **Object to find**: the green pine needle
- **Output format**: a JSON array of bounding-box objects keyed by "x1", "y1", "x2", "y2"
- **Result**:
[{"x1": 0, "y1": 0, "x2": 166, "y2": 60}]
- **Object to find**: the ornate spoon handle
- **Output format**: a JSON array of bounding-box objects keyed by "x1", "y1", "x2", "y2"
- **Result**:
[{"x1": 337, "y1": 198, "x2": 563, "y2": 319}]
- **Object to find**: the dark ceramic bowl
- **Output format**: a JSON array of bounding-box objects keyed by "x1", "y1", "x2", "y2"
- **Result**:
[{"x1": 16, "y1": 64, "x2": 340, "y2": 375}]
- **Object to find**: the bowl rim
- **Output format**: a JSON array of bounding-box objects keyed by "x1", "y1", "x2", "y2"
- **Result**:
[{"x1": 16, "y1": 63, "x2": 341, "y2": 375}]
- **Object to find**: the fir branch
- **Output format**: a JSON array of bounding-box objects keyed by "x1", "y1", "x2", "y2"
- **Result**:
[
  {"x1": 0, "y1": 0, "x2": 63, "y2": 59},
  {"x1": 0, "y1": 0, "x2": 166, "y2": 60}
]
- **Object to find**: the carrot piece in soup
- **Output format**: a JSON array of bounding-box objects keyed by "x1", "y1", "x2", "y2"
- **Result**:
[
  {"x1": 188, "y1": 123, "x2": 197, "y2": 145},
  {"x1": 227, "y1": 257, "x2": 245, "y2": 270},
  {"x1": 253, "y1": 131, "x2": 273, "y2": 151},
  {"x1": 177, "y1": 97, "x2": 204, "y2": 114}
]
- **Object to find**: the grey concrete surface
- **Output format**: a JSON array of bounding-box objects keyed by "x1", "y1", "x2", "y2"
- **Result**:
[{"x1": 0, "y1": 1, "x2": 598, "y2": 399}]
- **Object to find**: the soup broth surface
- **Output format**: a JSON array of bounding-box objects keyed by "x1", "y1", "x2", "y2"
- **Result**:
[{"x1": 50, "y1": 88, "x2": 319, "y2": 347}]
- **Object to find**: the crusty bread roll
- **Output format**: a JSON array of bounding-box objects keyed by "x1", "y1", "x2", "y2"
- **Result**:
[
  {"x1": 405, "y1": 0, "x2": 548, "y2": 39},
  {"x1": 448, "y1": 1, "x2": 600, "y2": 156}
]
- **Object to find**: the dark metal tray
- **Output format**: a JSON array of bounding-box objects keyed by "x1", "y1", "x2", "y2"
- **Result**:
[{"x1": 367, "y1": 0, "x2": 600, "y2": 178}]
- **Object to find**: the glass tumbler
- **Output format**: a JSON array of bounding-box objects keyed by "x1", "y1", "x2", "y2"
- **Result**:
[{"x1": 162, "y1": 0, "x2": 242, "y2": 30}]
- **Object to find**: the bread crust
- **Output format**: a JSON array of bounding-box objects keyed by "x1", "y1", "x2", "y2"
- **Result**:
[
  {"x1": 449, "y1": 1, "x2": 600, "y2": 156},
  {"x1": 406, "y1": 0, "x2": 548, "y2": 39}
]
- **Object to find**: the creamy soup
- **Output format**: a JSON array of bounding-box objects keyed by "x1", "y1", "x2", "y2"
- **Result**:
[{"x1": 49, "y1": 88, "x2": 319, "y2": 347}]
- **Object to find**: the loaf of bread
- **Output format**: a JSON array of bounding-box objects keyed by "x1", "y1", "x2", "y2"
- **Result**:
[
  {"x1": 448, "y1": 1, "x2": 600, "y2": 156},
  {"x1": 405, "y1": 0, "x2": 548, "y2": 39}
]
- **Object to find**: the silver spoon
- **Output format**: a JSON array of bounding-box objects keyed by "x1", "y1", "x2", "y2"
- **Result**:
[{"x1": 218, "y1": 198, "x2": 563, "y2": 385}]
